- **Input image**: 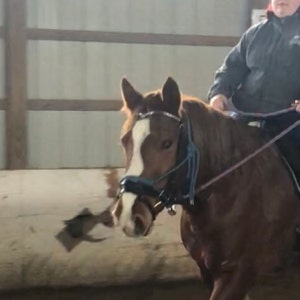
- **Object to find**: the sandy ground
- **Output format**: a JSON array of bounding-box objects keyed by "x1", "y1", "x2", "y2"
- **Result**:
[
  {"x1": 1, "y1": 265, "x2": 300, "y2": 300},
  {"x1": 1, "y1": 170, "x2": 300, "y2": 299}
]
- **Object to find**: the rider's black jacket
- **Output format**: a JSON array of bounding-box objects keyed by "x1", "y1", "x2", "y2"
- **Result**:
[{"x1": 208, "y1": 7, "x2": 300, "y2": 114}]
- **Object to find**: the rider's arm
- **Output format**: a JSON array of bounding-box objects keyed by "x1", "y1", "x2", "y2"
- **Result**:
[
  {"x1": 208, "y1": 30, "x2": 252, "y2": 109},
  {"x1": 294, "y1": 100, "x2": 300, "y2": 113}
]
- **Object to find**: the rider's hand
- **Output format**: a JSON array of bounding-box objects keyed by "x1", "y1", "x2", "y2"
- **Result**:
[
  {"x1": 292, "y1": 100, "x2": 300, "y2": 113},
  {"x1": 209, "y1": 94, "x2": 228, "y2": 111}
]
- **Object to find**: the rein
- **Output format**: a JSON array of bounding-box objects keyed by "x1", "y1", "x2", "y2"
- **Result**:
[
  {"x1": 197, "y1": 113, "x2": 300, "y2": 192},
  {"x1": 230, "y1": 106, "x2": 296, "y2": 119}
]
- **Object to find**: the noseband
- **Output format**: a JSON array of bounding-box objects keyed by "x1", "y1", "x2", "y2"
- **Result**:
[{"x1": 119, "y1": 110, "x2": 200, "y2": 211}]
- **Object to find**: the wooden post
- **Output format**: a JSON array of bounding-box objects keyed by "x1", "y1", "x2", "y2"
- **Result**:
[{"x1": 4, "y1": 0, "x2": 27, "y2": 169}]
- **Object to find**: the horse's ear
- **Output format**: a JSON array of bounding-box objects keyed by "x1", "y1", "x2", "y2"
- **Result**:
[
  {"x1": 121, "y1": 78, "x2": 143, "y2": 112},
  {"x1": 161, "y1": 77, "x2": 181, "y2": 115}
]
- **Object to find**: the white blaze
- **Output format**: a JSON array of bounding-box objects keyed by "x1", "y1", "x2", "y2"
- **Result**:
[{"x1": 120, "y1": 119, "x2": 150, "y2": 227}]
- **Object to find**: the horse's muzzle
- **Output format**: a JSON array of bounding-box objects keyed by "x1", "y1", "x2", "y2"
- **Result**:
[{"x1": 122, "y1": 200, "x2": 154, "y2": 238}]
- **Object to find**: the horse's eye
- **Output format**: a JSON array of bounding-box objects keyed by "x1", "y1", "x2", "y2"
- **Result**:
[{"x1": 161, "y1": 140, "x2": 173, "y2": 150}]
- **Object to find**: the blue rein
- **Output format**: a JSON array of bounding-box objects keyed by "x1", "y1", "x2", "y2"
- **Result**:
[{"x1": 119, "y1": 111, "x2": 200, "y2": 208}]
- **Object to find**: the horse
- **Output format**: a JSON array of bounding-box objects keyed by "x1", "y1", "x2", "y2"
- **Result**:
[{"x1": 109, "y1": 77, "x2": 300, "y2": 300}]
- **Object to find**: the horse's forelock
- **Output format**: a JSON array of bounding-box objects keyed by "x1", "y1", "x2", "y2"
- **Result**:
[
  {"x1": 121, "y1": 113, "x2": 136, "y2": 141},
  {"x1": 144, "y1": 91, "x2": 166, "y2": 111},
  {"x1": 144, "y1": 89, "x2": 161, "y2": 99}
]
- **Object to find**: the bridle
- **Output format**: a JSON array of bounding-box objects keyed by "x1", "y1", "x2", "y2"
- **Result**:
[
  {"x1": 119, "y1": 110, "x2": 200, "y2": 214},
  {"x1": 118, "y1": 107, "x2": 300, "y2": 217}
]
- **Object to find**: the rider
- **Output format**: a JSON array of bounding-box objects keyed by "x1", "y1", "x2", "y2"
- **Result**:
[{"x1": 208, "y1": 0, "x2": 300, "y2": 183}]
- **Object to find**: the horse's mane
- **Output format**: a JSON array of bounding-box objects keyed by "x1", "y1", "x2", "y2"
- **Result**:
[{"x1": 182, "y1": 98, "x2": 280, "y2": 176}]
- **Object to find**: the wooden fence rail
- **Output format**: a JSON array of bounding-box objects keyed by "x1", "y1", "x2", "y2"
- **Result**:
[{"x1": 1, "y1": 0, "x2": 266, "y2": 170}]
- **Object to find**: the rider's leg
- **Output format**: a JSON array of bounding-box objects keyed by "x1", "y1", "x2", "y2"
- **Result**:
[{"x1": 264, "y1": 116, "x2": 300, "y2": 181}]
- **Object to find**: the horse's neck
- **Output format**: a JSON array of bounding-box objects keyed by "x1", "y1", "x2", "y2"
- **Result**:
[{"x1": 194, "y1": 111, "x2": 261, "y2": 181}]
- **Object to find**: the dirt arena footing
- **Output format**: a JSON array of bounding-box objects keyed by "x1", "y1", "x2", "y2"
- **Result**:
[{"x1": 1, "y1": 271, "x2": 300, "y2": 300}]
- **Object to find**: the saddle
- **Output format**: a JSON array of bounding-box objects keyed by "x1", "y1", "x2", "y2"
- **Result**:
[
  {"x1": 261, "y1": 112, "x2": 300, "y2": 195},
  {"x1": 244, "y1": 113, "x2": 300, "y2": 252},
  {"x1": 281, "y1": 156, "x2": 300, "y2": 196},
  {"x1": 233, "y1": 111, "x2": 300, "y2": 195}
]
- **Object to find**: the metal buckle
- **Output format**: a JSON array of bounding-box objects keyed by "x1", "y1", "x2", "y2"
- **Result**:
[{"x1": 167, "y1": 205, "x2": 177, "y2": 216}]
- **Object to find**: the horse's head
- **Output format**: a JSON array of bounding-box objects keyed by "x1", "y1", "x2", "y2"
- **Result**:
[{"x1": 112, "y1": 77, "x2": 183, "y2": 237}]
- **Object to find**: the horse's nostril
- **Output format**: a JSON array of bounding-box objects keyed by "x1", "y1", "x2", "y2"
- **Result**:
[
  {"x1": 134, "y1": 216, "x2": 146, "y2": 236},
  {"x1": 101, "y1": 210, "x2": 115, "y2": 228}
]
